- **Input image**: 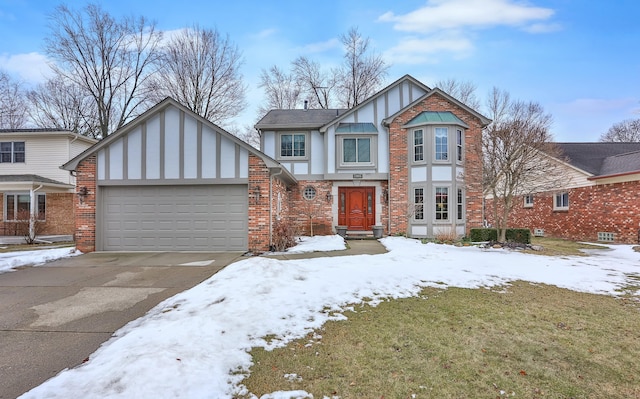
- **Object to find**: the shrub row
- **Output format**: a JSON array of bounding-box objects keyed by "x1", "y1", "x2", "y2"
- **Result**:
[{"x1": 469, "y1": 228, "x2": 531, "y2": 244}]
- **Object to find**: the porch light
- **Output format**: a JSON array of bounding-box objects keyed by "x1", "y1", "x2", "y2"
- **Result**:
[
  {"x1": 326, "y1": 192, "x2": 333, "y2": 203},
  {"x1": 382, "y1": 189, "x2": 389, "y2": 203},
  {"x1": 252, "y1": 186, "x2": 261, "y2": 204},
  {"x1": 77, "y1": 186, "x2": 89, "y2": 204}
]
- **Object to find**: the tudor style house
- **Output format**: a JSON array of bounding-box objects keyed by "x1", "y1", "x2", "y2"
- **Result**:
[
  {"x1": 0, "y1": 129, "x2": 96, "y2": 236},
  {"x1": 502, "y1": 142, "x2": 640, "y2": 244},
  {"x1": 64, "y1": 75, "x2": 490, "y2": 253}
]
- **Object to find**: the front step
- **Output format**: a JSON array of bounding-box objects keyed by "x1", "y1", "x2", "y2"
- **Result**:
[{"x1": 345, "y1": 230, "x2": 375, "y2": 240}]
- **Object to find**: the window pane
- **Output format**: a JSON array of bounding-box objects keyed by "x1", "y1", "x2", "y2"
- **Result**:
[
  {"x1": 5, "y1": 195, "x2": 15, "y2": 220},
  {"x1": 343, "y1": 138, "x2": 356, "y2": 162},
  {"x1": 414, "y1": 130, "x2": 424, "y2": 162},
  {"x1": 293, "y1": 134, "x2": 305, "y2": 157},
  {"x1": 357, "y1": 138, "x2": 370, "y2": 162},
  {"x1": 13, "y1": 142, "x2": 25, "y2": 162},
  {"x1": 456, "y1": 130, "x2": 463, "y2": 162},
  {"x1": 457, "y1": 188, "x2": 463, "y2": 220},
  {"x1": 435, "y1": 128, "x2": 448, "y2": 161},
  {"x1": 435, "y1": 187, "x2": 448, "y2": 220},
  {"x1": 37, "y1": 194, "x2": 46, "y2": 220},
  {"x1": 0, "y1": 142, "x2": 11, "y2": 163},
  {"x1": 281, "y1": 135, "x2": 292, "y2": 157},
  {"x1": 414, "y1": 188, "x2": 424, "y2": 220},
  {"x1": 17, "y1": 195, "x2": 30, "y2": 218}
]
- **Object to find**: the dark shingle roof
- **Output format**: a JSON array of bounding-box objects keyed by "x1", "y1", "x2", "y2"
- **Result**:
[
  {"x1": 0, "y1": 174, "x2": 70, "y2": 186},
  {"x1": 556, "y1": 142, "x2": 640, "y2": 176},
  {"x1": 255, "y1": 109, "x2": 347, "y2": 130}
]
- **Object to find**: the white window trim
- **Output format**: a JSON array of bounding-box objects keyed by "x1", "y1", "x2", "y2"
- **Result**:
[
  {"x1": 524, "y1": 194, "x2": 534, "y2": 208},
  {"x1": 337, "y1": 135, "x2": 377, "y2": 169},
  {"x1": 553, "y1": 192, "x2": 569, "y2": 211},
  {"x1": 277, "y1": 132, "x2": 308, "y2": 160}
]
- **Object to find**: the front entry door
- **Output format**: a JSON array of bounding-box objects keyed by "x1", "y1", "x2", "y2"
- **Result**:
[{"x1": 338, "y1": 187, "x2": 375, "y2": 230}]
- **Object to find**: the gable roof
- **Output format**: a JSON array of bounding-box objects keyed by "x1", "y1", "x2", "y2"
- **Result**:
[
  {"x1": 255, "y1": 109, "x2": 346, "y2": 130},
  {"x1": 62, "y1": 97, "x2": 296, "y2": 184},
  {"x1": 556, "y1": 142, "x2": 640, "y2": 176}
]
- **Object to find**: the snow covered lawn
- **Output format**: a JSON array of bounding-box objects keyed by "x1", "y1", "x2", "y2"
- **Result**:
[
  {"x1": 0, "y1": 246, "x2": 80, "y2": 274},
  {"x1": 10, "y1": 236, "x2": 640, "y2": 399}
]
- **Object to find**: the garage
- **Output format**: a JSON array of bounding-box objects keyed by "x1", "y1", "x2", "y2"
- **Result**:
[{"x1": 100, "y1": 185, "x2": 248, "y2": 251}]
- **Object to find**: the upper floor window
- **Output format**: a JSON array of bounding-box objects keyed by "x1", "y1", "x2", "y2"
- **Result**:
[
  {"x1": 554, "y1": 192, "x2": 569, "y2": 211},
  {"x1": 456, "y1": 129, "x2": 463, "y2": 162},
  {"x1": 435, "y1": 128, "x2": 448, "y2": 161},
  {"x1": 4, "y1": 193, "x2": 45, "y2": 221},
  {"x1": 413, "y1": 129, "x2": 424, "y2": 162},
  {"x1": 342, "y1": 137, "x2": 371, "y2": 164},
  {"x1": 0, "y1": 141, "x2": 25, "y2": 163},
  {"x1": 280, "y1": 133, "x2": 306, "y2": 158}
]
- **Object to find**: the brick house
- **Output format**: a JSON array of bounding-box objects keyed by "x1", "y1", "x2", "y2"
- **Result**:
[
  {"x1": 1, "y1": 129, "x2": 96, "y2": 236},
  {"x1": 497, "y1": 142, "x2": 640, "y2": 244},
  {"x1": 63, "y1": 75, "x2": 490, "y2": 252}
]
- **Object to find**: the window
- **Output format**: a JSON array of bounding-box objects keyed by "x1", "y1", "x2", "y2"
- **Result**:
[
  {"x1": 457, "y1": 188, "x2": 464, "y2": 220},
  {"x1": 413, "y1": 129, "x2": 424, "y2": 162},
  {"x1": 280, "y1": 133, "x2": 306, "y2": 158},
  {"x1": 435, "y1": 128, "x2": 448, "y2": 161},
  {"x1": 414, "y1": 188, "x2": 424, "y2": 220},
  {"x1": 303, "y1": 186, "x2": 317, "y2": 200},
  {"x1": 524, "y1": 195, "x2": 534, "y2": 208},
  {"x1": 597, "y1": 232, "x2": 615, "y2": 242},
  {"x1": 0, "y1": 141, "x2": 25, "y2": 163},
  {"x1": 456, "y1": 129, "x2": 463, "y2": 162},
  {"x1": 554, "y1": 192, "x2": 569, "y2": 210},
  {"x1": 342, "y1": 137, "x2": 371, "y2": 164},
  {"x1": 435, "y1": 187, "x2": 449, "y2": 220},
  {"x1": 4, "y1": 193, "x2": 45, "y2": 221}
]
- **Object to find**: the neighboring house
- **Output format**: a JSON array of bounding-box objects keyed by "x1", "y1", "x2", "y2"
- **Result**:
[
  {"x1": 501, "y1": 142, "x2": 640, "y2": 244},
  {"x1": 64, "y1": 75, "x2": 490, "y2": 253},
  {"x1": 0, "y1": 129, "x2": 97, "y2": 236}
]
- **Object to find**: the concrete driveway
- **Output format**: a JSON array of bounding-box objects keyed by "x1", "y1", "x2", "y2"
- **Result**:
[{"x1": 0, "y1": 251, "x2": 244, "y2": 399}]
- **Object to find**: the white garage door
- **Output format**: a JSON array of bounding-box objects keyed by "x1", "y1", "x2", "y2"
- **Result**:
[{"x1": 101, "y1": 185, "x2": 248, "y2": 251}]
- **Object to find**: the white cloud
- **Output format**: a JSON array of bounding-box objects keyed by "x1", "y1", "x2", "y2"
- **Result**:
[
  {"x1": 379, "y1": 0, "x2": 556, "y2": 33},
  {"x1": 556, "y1": 97, "x2": 638, "y2": 114},
  {"x1": 252, "y1": 28, "x2": 278, "y2": 39},
  {"x1": 299, "y1": 38, "x2": 341, "y2": 54},
  {"x1": 383, "y1": 34, "x2": 474, "y2": 64},
  {"x1": 0, "y1": 52, "x2": 51, "y2": 85}
]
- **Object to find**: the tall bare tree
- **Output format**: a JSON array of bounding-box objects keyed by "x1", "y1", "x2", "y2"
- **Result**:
[
  {"x1": 27, "y1": 76, "x2": 100, "y2": 137},
  {"x1": 292, "y1": 56, "x2": 338, "y2": 109},
  {"x1": 600, "y1": 118, "x2": 640, "y2": 142},
  {"x1": 152, "y1": 25, "x2": 246, "y2": 125},
  {"x1": 258, "y1": 65, "x2": 303, "y2": 115},
  {"x1": 435, "y1": 78, "x2": 481, "y2": 110},
  {"x1": 483, "y1": 87, "x2": 565, "y2": 242},
  {"x1": 0, "y1": 70, "x2": 28, "y2": 129},
  {"x1": 45, "y1": 3, "x2": 162, "y2": 138},
  {"x1": 337, "y1": 27, "x2": 388, "y2": 108}
]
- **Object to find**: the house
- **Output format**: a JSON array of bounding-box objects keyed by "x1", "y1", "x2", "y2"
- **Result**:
[
  {"x1": 501, "y1": 142, "x2": 640, "y2": 244},
  {"x1": 63, "y1": 75, "x2": 490, "y2": 253},
  {"x1": 0, "y1": 129, "x2": 97, "y2": 236}
]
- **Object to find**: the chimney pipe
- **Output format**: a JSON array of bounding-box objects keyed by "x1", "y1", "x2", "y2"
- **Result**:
[{"x1": 304, "y1": 100, "x2": 308, "y2": 110}]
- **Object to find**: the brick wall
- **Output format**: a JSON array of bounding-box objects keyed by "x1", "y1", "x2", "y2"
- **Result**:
[
  {"x1": 288, "y1": 180, "x2": 334, "y2": 236},
  {"x1": 248, "y1": 154, "x2": 271, "y2": 252},
  {"x1": 387, "y1": 92, "x2": 485, "y2": 236},
  {"x1": 74, "y1": 155, "x2": 97, "y2": 252},
  {"x1": 490, "y1": 181, "x2": 640, "y2": 244},
  {"x1": 0, "y1": 192, "x2": 75, "y2": 236}
]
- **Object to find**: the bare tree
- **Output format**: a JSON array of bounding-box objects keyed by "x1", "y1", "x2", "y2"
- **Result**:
[
  {"x1": 434, "y1": 78, "x2": 481, "y2": 110},
  {"x1": 600, "y1": 118, "x2": 640, "y2": 142},
  {"x1": 0, "y1": 70, "x2": 28, "y2": 129},
  {"x1": 152, "y1": 25, "x2": 246, "y2": 125},
  {"x1": 45, "y1": 3, "x2": 162, "y2": 138},
  {"x1": 258, "y1": 65, "x2": 303, "y2": 115},
  {"x1": 292, "y1": 56, "x2": 338, "y2": 109},
  {"x1": 337, "y1": 27, "x2": 388, "y2": 108},
  {"x1": 483, "y1": 87, "x2": 565, "y2": 242},
  {"x1": 27, "y1": 76, "x2": 100, "y2": 137}
]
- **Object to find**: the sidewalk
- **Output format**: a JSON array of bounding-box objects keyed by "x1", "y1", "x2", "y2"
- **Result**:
[{"x1": 266, "y1": 238, "x2": 388, "y2": 260}]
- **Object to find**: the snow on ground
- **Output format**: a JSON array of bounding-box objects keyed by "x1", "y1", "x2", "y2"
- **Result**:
[
  {"x1": 12, "y1": 237, "x2": 640, "y2": 399},
  {"x1": 0, "y1": 246, "x2": 80, "y2": 274}
]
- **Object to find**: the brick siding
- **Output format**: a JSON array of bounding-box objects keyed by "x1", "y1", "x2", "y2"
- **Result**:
[
  {"x1": 74, "y1": 155, "x2": 97, "y2": 252},
  {"x1": 0, "y1": 192, "x2": 75, "y2": 236},
  {"x1": 488, "y1": 181, "x2": 640, "y2": 244}
]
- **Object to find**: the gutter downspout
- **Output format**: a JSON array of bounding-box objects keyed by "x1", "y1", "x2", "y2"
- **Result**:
[{"x1": 30, "y1": 185, "x2": 44, "y2": 239}]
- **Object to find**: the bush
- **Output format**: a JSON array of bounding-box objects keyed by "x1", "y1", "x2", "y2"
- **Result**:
[
  {"x1": 271, "y1": 219, "x2": 298, "y2": 252},
  {"x1": 469, "y1": 228, "x2": 531, "y2": 244}
]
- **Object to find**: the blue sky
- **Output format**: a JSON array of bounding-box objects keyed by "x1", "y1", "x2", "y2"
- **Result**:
[{"x1": 1, "y1": 0, "x2": 638, "y2": 142}]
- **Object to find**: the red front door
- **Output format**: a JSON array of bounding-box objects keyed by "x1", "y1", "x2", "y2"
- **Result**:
[{"x1": 338, "y1": 187, "x2": 375, "y2": 230}]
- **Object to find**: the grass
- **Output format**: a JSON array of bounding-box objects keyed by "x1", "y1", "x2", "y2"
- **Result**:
[
  {"x1": 239, "y1": 282, "x2": 640, "y2": 399},
  {"x1": 523, "y1": 237, "x2": 607, "y2": 257},
  {"x1": 0, "y1": 241, "x2": 75, "y2": 253}
]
